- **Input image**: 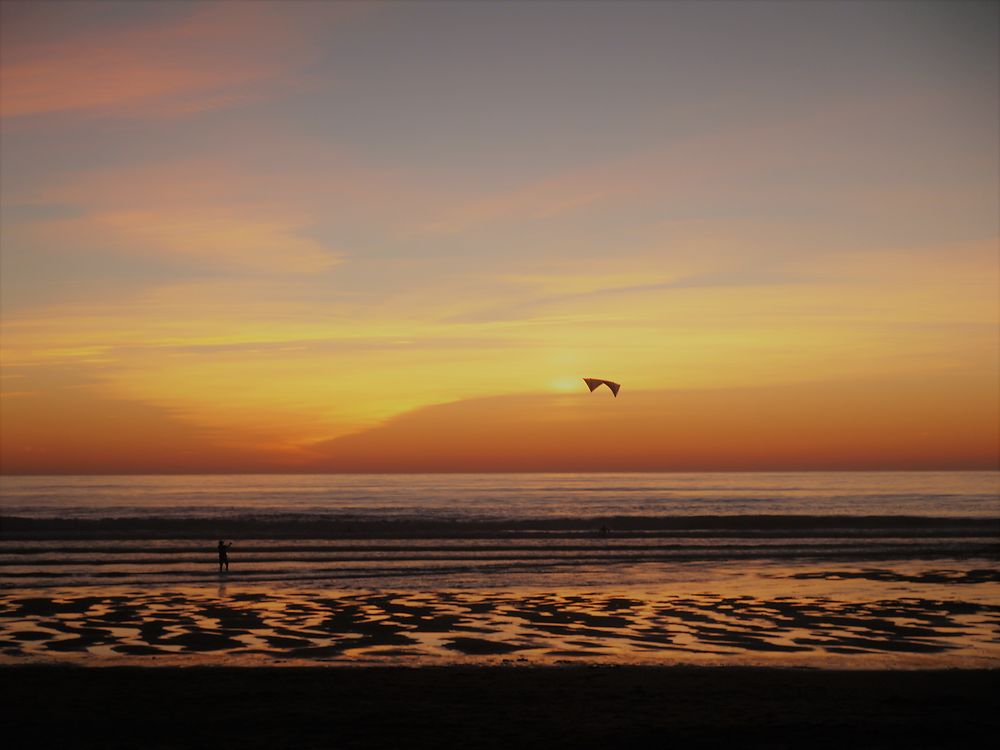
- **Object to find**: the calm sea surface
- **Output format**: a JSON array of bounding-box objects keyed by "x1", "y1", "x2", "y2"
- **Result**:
[
  {"x1": 4, "y1": 471, "x2": 999, "y2": 519},
  {"x1": 1, "y1": 472, "x2": 996, "y2": 589}
]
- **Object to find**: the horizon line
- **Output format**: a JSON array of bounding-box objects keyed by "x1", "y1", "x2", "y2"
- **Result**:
[{"x1": 3, "y1": 467, "x2": 998, "y2": 478}]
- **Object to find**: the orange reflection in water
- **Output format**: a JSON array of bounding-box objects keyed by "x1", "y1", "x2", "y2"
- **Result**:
[{"x1": 2, "y1": 560, "x2": 997, "y2": 669}]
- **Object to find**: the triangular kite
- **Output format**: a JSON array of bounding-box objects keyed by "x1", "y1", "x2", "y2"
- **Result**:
[{"x1": 583, "y1": 378, "x2": 620, "y2": 397}]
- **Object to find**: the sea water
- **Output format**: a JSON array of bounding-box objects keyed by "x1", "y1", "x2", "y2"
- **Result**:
[{"x1": 1, "y1": 472, "x2": 997, "y2": 666}]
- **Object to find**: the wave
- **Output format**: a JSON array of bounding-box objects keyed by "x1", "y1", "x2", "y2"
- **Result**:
[
  {"x1": 3, "y1": 514, "x2": 998, "y2": 541},
  {"x1": 3, "y1": 547, "x2": 999, "y2": 591},
  {"x1": 2, "y1": 539, "x2": 994, "y2": 561},
  {"x1": 0, "y1": 537, "x2": 988, "y2": 591}
]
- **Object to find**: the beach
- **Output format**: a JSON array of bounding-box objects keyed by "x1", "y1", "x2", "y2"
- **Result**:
[
  {"x1": 5, "y1": 665, "x2": 998, "y2": 749},
  {"x1": 1, "y1": 473, "x2": 997, "y2": 745}
]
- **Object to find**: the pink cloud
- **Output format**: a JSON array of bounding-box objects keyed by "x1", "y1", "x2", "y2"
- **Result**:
[{"x1": 0, "y1": 2, "x2": 348, "y2": 119}]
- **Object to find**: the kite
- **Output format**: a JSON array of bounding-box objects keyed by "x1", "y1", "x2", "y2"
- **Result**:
[{"x1": 583, "y1": 378, "x2": 621, "y2": 397}]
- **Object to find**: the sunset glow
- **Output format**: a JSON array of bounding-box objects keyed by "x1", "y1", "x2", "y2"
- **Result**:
[{"x1": 2, "y1": 1, "x2": 997, "y2": 473}]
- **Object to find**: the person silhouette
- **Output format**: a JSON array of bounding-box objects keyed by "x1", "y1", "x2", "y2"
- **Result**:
[{"x1": 217, "y1": 540, "x2": 232, "y2": 572}]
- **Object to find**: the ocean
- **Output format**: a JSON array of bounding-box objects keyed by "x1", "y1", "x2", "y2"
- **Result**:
[{"x1": 1, "y1": 471, "x2": 997, "y2": 666}]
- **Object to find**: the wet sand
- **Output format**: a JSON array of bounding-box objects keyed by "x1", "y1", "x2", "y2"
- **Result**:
[
  {"x1": 3, "y1": 665, "x2": 997, "y2": 749},
  {"x1": 2, "y1": 576, "x2": 998, "y2": 668}
]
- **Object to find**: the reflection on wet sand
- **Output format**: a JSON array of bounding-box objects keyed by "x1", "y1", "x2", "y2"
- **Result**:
[{"x1": 1, "y1": 572, "x2": 997, "y2": 668}]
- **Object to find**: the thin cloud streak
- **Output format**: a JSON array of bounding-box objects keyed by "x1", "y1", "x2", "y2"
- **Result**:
[{"x1": 0, "y1": 2, "x2": 351, "y2": 119}]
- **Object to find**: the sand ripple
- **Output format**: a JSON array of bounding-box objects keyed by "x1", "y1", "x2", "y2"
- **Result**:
[{"x1": 1, "y1": 582, "x2": 997, "y2": 667}]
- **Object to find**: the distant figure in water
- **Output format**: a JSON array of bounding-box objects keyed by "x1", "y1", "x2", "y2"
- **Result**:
[{"x1": 217, "y1": 540, "x2": 232, "y2": 572}]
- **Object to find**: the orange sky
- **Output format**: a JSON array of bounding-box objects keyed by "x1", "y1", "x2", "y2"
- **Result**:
[
  {"x1": 4, "y1": 370, "x2": 996, "y2": 474},
  {"x1": 1, "y1": 1, "x2": 998, "y2": 474}
]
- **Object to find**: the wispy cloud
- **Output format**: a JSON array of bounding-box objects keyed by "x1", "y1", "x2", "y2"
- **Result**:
[
  {"x1": 305, "y1": 376, "x2": 1000, "y2": 472},
  {"x1": 0, "y1": 2, "x2": 350, "y2": 119},
  {"x1": 70, "y1": 210, "x2": 340, "y2": 274}
]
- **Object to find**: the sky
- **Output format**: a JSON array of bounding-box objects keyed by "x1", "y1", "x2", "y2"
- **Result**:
[{"x1": 1, "y1": 0, "x2": 997, "y2": 474}]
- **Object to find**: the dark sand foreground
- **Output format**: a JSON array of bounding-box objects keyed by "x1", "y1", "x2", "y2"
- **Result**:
[{"x1": 3, "y1": 666, "x2": 997, "y2": 749}]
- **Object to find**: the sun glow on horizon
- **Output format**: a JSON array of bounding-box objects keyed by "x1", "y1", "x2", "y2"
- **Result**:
[{"x1": 549, "y1": 377, "x2": 585, "y2": 393}]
